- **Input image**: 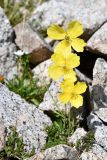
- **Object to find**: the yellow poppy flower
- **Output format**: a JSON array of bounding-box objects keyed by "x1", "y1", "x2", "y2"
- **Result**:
[
  {"x1": 47, "y1": 21, "x2": 86, "y2": 52},
  {"x1": 59, "y1": 80, "x2": 87, "y2": 108},
  {"x1": 48, "y1": 52, "x2": 80, "y2": 81}
]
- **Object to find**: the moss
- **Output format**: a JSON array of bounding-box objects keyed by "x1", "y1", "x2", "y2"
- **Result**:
[
  {"x1": 76, "y1": 131, "x2": 95, "y2": 153},
  {"x1": 45, "y1": 110, "x2": 78, "y2": 149},
  {"x1": 0, "y1": 127, "x2": 35, "y2": 160},
  {"x1": 7, "y1": 54, "x2": 48, "y2": 106}
]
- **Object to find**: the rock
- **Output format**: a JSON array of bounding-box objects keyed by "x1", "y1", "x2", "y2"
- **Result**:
[
  {"x1": 95, "y1": 126, "x2": 107, "y2": 151},
  {"x1": 80, "y1": 144, "x2": 107, "y2": 160},
  {"x1": 75, "y1": 69, "x2": 92, "y2": 85},
  {"x1": 91, "y1": 58, "x2": 107, "y2": 109},
  {"x1": 29, "y1": 0, "x2": 107, "y2": 38},
  {"x1": 80, "y1": 152, "x2": 100, "y2": 160},
  {"x1": 0, "y1": 83, "x2": 52, "y2": 153},
  {"x1": 32, "y1": 59, "x2": 52, "y2": 87},
  {"x1": 14, "y1": 22, "x2": 52, "y2": 65},
  {"x1": 0, "y1": 7, "x2": 14, "y2": 43},
  {"x1": 87, "y1": 22, "x2": 107, "y2": 56},
  {"x1": 67, "y1": 128, "x2": 87, "y2": 146},
  {"x1": 0, "y1": 121, "x2": 5, "y2": 151},
  {"x1": 0, "y1": 7, "x2": 18, "y2": 80},
  {"x1": 87, "y1": 112, "x2": 104, "y2": 130},
  {"x1": 30, "y1": 144, "x2": 79, "y2": 160},
  {"x1": 94, "y1": 108, "x2": 107, "y2": 123},
  {"x1": 91, "y1": 144, "x2": 107, "y2": 160},
  {"x1": 0, "y1": 42, "x2": 18, "y2": 80}
]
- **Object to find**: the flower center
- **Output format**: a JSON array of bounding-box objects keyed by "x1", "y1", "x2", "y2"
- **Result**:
[{"x1": 65, "y1": 35, "x2": 70, "y2": 41}]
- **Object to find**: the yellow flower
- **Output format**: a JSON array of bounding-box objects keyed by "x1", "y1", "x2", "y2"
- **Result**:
[
  {"x1": 48, "y1": 52, "x2": 80, "y2": 81},
  {"x1": 47, "y1": 21, "x2": 86, "y2": 52},
  {"x1": 59, "y1": 80, "x2": 87, "y2": 108}
]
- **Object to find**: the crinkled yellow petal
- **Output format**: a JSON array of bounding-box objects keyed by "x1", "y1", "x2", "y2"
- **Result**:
[
  {"x1": 48, "y1": 65, "x2": 63, "y2": 80},
  {"x1": 54, "y1": 40, "x2": 71, "y2": 55},
  {"x1": 64, "y1": 69, "x2": 77, "y2": 82},
  {"x1": 51, "y1": 52, "x2": 65, "y2": 66},
  {"x1": 70, "y1": 95, "x2": 83, "y2": 108},
  {"x1": 67, "y1": 21, "x2": 83, "y2": 39},
  {"x1": 65, "y1": 53, "x2": 80, "y2": 69},
  {"x1": 60, "y1": 79, "x2": 74, "y2": 92},
  {"x1": 58, "y1": 92, "x2": 71, "y2": 104},
  {"x1": 71, "y1": 38, "x2": 86, "y2": 52},
  {"x1": 74, "y1": 82, "x2": 87, "y2": 94},
  {"x1": 47, "y1": 24, "x2": 66, "y2": 40}
]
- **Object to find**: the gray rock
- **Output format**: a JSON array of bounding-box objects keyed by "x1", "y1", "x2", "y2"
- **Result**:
[
  {"x1": 91, "y1": 144, "x2": 107, "y2": 160},
  {"x1": 0, "y1": 42, "x2": 17, "y2": 80},
  {"x1": 95, "y1": 126, "x2": 107, "y2": 151},
  {"x1": 87, "y1": 113, "x2": 104, "y2": 130},
  {"x1": 80, "y1": 144, "x2": 107, "y2": 160},
  {"x1": 29, "y1": 0, "x2": 107, "y2": 38},
  {"x1": 0, "y1": 83, "x2": 52, "y2": 152},
  {"x1": 14, "y1": 22, "x2": 52, "y2": 65},
  {"x1": 87, "y1": 22, "x2": 107, "y2": 56},
  {"x1": 0, "y1": 7, "x2": 14, "y2": 43},
  {"x1": 32, "y1": 59, "x2": 52, "y2": 87},
  {"x1": 0, "y1": 121, "x2": 5, "y2": 151},
  {"x1": 30, "y1": 144, "x2": 79, "y2": 160},
  {"x1": 91, "y1": 58, "x2": 107, "y2": 109},
  {"x1": 80, "y1": 152, "x2": 100, "y2": 160},
  {"x1": 0, "y1": 7, "x2": 18, "y2": 80},
  {"x1": 94, "y1": 108, "x2": 107, "y2": 123},
  {"x1": 67, "y1": 128, "x2": 87, "y2": 146}
]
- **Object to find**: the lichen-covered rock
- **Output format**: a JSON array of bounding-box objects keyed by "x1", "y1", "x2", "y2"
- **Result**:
[
  {"x1": 14, "y1": 22, "x2": 52, "y2": 65},
  {"x1": 67, "y1": 128, "x2": 87, "y2": 146},
  {"x1": 91, "y1": 58, "x2": 107, "y2": 109},
  {"x1": 30, "y1": 145, "x2": 79, "y2": 160},
  {"x1": 32, "y1": 59, "x2": 52, "y2": 87},
  {"x1": 29, "y1": 0, "x2": 107, "y2": 38},
  {"x1": 87, "y1": 22, "x2": 107, "y2": 56},
  {"x1": 0, "y1": 83, "x2": 52, "y2": 153},
  {"x1": 0, "y1": 7, "x2": 18, "y2": 80}
]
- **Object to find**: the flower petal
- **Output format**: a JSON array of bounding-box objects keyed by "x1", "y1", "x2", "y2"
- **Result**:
[
  {"x1": 48, "y1": 65, "x2": 63, "y2": 80},
  {"x1": 51, "y1": 52, "x2": 65, "y2": 66},
  {"x1": 71, "y1": 38, "x2": 86, "y2": 52},
  {"x1": 66, "y1": 53, "x2": 80, "y2": 69},
  {"x1": 54, "y1": 40, "x2": 71, "y2": 55},
  {"x1": 64, "y1": 69, "x2": 77, "y2": 82},
  {"x1": 70, "y1": 95, "x2": 83, "y2": 108},
  {"x1": 60, "y1": 79, "x2": 74, "y2": 92},
  {"x1": 47, "y1": 24, "x2": 66, "y2": 40},
  {"x1": 67, "y1": 21, "x2": 83, "y2": 39},
  {"x1": 59, "y1": 92, "x2": 71, "y2": 104},
  {"x1": 74, "y1": 82, "x2": 87, "y2": 94}
]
